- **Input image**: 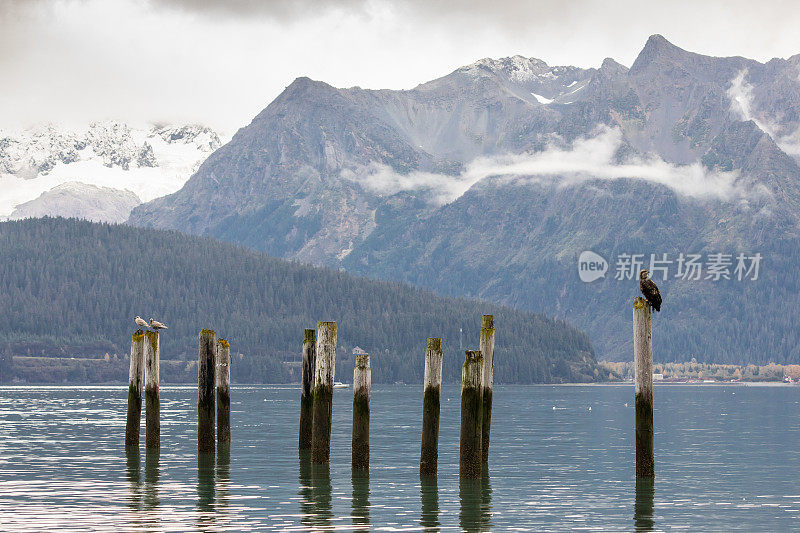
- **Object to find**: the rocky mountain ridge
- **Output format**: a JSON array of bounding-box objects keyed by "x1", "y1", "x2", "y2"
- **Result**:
[{"x1": 128, "y1": 35, "x2": 800, "y2": 363}]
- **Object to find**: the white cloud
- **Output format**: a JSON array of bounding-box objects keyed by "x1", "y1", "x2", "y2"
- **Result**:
[
  {"x1": 3, "y1": 1, "x2": 800, "y2": 131},
  {"x1": 344, "y1": 126, "x2": 759, "y2": 204},
  {"x1": 728, "y1": 69, "x2": 800, "y2": 157}
]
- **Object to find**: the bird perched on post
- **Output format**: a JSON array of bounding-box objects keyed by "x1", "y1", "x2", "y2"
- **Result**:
[
  {"x1": 639, "y1": 269, "x2": 662, "y2": 312},
  {"x1": 135, "y1": 316, "x2": 148, "y2": 330},
  {"x1": 149, "y1": 318, "x2": 168, "y2": 331}
]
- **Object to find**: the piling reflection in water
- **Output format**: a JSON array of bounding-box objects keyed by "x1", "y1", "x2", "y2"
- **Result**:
[
  {"x1": 298, "y1": 451, "x2": 333, "y2": 528},
  {"x1": 197, "y1": 452, "x2": 216, "y2": 532},
  {"x1": 634, "y1": 478, "x2": 655, "y2": 532},
  {"x1": 298, "y1": 450, "x2": 313, "y2": 526},
  {"x1": 216, "y1": 447, "x2": 231, "y2": 513},
  {"x1": 310, "y1": 463, "x2": 333, "y2": 528},
  {"x1": 144, "y1": 449, "x2": 160, "y2": 511},
  {"x1": 125, "y1": 447, "x2": 152, "y2": 531},
  {"x1": 459, "y1": 472, "x2": 492, "y2": 532},
  {"x1": 351, "y1": 470, "x2": 370, "y2": 531},
  {"x1": 125, "y1": 447, "x2": 141, "y2": 512},
  {"x1": 197, "y1": 452, "x2": 216, "y2": 508},
  {"x1": 420, "y1": 476, "x2": 440, "y2": 531}
]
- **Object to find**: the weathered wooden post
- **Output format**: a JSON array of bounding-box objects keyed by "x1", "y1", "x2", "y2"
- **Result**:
[
  {"x1": 198, "y1": 329, "x2": 217, "y2": 453},
  {"x1": 480, "y1": 315, "x2": 495, "y2": 464},
  {"x1": 299, "y1": 329, "x2": 316, "y2": 452},
  {"x1": 144, "y1": 331, "x2": 160, "y2": 450},
  {"x1": 633, "y1": 297, "x2": 654, "y2": 478},
  {"x1": 352, "y1": 352, "x2": 371, "y2": 471},
  {"x1": 459, "y1": 349, "x2": 484, "y2": 478},
  {"x1": 125, "y1": 331, "x2": 145, "y2": 447},
  {"x1": 216, "y1": 338, "x2": 231, "y2": 448},
  {"x1": 420, "y1": 338, "x2": 443, "y2": 477},
  {"x1": 311, "y1": 321, "x2": 337, "y2": 464}
]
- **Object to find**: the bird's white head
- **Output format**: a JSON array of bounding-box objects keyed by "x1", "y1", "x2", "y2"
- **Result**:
[{"x1": 640, "y1": 269, "x2": 650, "y2": 280}]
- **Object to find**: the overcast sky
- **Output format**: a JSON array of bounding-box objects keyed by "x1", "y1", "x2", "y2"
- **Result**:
[{"x1": 2, "y1": 0, "x2": 800, "y2": 133}]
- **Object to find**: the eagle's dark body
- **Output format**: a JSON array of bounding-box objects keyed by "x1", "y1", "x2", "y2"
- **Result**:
[{"x1": 639, "y1": 270, "x2": 662, "y2": 312}]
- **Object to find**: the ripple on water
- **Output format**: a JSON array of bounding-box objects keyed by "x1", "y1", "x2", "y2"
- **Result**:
[{"x1": 1, "y1": 384, "x2": 800, "y2": 530}]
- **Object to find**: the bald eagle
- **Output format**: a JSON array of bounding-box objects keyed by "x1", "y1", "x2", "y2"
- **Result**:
[{"x1": 639, "y1": 269, "x2": 662, "y2": 312}]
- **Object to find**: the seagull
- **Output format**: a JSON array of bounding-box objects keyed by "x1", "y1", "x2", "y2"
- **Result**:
[
  {"x1": 149, "y1": 318, "x2": 168, "y2": 331},
  {"x1": 135, "y1": 316, "x2": 148, "y2": 329}
]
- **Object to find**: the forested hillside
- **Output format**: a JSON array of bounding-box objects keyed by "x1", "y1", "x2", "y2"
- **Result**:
[{"x1": 0, "y1": 217, "x2": 598, "y2": 384}]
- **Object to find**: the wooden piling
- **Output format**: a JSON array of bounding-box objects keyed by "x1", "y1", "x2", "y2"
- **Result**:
[
  {"x1": 633, "y1": 297, "x2": 654, "y2": 478},
  {"x1": 216, "y1": 338, "x2": 231, "y2": 448},
  {"x1": 480, "y1": 315, "x2": 495, "y2": 464},
  {"x1": 299, "y1": 329, "x2": 317, "y2": 452},
  {"x1": 144, "y1": 330, "x2": 160, "y2": 450},
  {"x1": 420, "y1": 338, "x2": 443, "y2": 477},
  {"x1": 311, "y1": 321, "x2": 337, "y2": 464},
  {"x1": 198, "y1": 329, "x2": 217, "y2": 453},
  {"x1": 125, "y1": 331, "x2": 145, "y2": 447},
  {"x1": 352, "y1": 352, "x2": 371, "y2": 471},
  {"x1": 459, "y1": 349, "x2": 484, "y2": 478}
]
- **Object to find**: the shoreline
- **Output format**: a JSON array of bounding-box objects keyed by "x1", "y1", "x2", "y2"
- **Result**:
[{"x1": 1, "y1": 381, "x2": 795, "y2": 389}]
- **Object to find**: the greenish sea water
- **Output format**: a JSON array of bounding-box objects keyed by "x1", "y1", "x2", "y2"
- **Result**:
[{"x1": 1, "y1": 384, "x2": 799, "y2": 531}]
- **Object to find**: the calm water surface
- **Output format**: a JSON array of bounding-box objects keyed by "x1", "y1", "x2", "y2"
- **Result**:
[{"x1": 1, "y1": 384, "x2": 800, "y2": 531}]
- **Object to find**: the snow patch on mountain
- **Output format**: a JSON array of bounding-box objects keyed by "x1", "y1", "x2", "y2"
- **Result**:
[
  {"x1": 0, "y1": 122, "x2": 223, "y2": 217},
  {"x1": 531, "y1": 92, "x2": 553, "y2": 104}
]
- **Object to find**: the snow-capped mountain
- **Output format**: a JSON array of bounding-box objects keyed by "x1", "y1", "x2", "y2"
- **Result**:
[
  {"x1": 457, "y1": 55, "x2": 595, "y2": 105},
  {"x1": 0, "y1": 122, "x2": 223, "y2": 220},
  {"x1": 9, "y1": 182, "x2": 140, "y2": 223}
]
